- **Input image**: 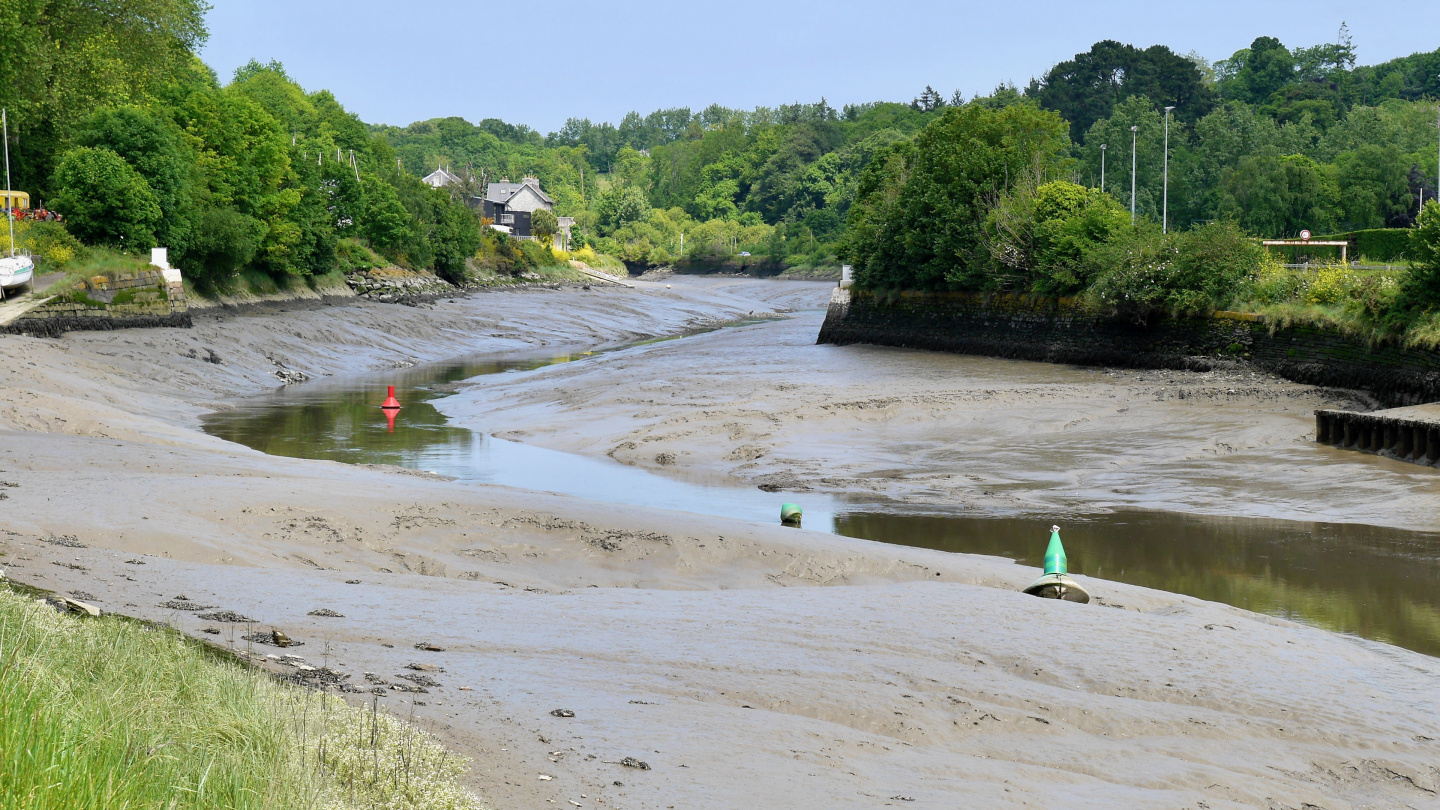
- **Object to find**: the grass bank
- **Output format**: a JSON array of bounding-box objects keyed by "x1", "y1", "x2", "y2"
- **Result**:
[{"x1": 0, "y1": 585, "x2": 486, "y2": 810}]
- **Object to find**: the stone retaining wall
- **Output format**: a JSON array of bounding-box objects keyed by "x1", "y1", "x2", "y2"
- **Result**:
[
  {"x1": 817, "y1": 288, "x2": 1440, "y2": 407},
  {"x1": 4, "y1": 270, "x2": 190, "y2": 336}
]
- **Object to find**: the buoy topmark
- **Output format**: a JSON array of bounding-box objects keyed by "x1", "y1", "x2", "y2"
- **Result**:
[{"x1": 381, "y1": 385, "x2": 401, "y2": 410}]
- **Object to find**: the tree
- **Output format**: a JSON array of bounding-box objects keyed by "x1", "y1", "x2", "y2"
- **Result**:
[
  {"x1": 1388, "y1": 201, "x2": 1440, "y2": 315},
  {"x1": 530, "y1": 207, "x2": 559, "y2": 246},
  {"x1": 0, "y1": 0, "x2": 209, "y2": 196},
  {"x1": 429, "y1": 196, "x2": 481, "y2": 284},
  {"x1": 594, "y1": 185, "x2": 649, "y2": 235},
  {"x1": 910, "y1": 86, "x2": 947, "y2": 112},
  {"x1": 1026, "y1": 40, "x2": 1215, "y2": 142},
  {"x1": 50, "y1": 147, "x2": 163, "y2": 248},
  {"x1": 72, "y1": 106, "x2": 199, "y2": 256},
  {"x1": 1218, "y1": 37, "x2": 1296, "y2": 105},
  {"x1": 364, "y1": 180, "x2": 418, "y2": 254},
  {"x1": 844, "y1": 103, "x2": 1072, "y2": 290},
  {"x1": 185, "y1": 206, "x2": 265, "y2": 286}
]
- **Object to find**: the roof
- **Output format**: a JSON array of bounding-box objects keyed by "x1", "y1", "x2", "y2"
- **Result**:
[
  {"x1": 422, "y1": 166, "x2": 463, "y2": 188},
  {"x1": 485, "y1": 176, "x2": 553, "y2": 206}
]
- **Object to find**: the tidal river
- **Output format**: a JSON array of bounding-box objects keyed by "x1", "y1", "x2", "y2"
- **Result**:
[{"x1": 202, "y1": 304, "x2": 1440, "y2": 657}]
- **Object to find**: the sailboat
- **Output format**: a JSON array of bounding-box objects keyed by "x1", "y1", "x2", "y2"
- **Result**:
[{"x1": 1, "y1": 108, "x2": 35, "y2": 296}]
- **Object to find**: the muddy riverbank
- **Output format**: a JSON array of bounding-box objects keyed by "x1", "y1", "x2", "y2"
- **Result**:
[{"x1": 2, "y1": 277, "x2": 1439, "y2": 808}]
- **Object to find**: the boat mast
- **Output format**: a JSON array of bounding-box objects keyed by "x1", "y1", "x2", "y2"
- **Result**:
[{"x1": 3, "y1": 108, "x2": 13, "y2": 258}]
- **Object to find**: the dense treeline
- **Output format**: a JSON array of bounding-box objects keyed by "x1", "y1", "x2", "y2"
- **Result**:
[
  {"x1": 3, "y1": 4, "x2": 1439, "y2": 304},
  {"x1": 383, "y1": 28, "x2": 1440, "y2": 276},
  {"x1": 4, "y1": 2, "x2": 481, "y2": 289}
]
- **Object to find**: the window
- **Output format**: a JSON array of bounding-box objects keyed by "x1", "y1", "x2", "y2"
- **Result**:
[{"x1": 500, "y1": 213, "x2": 514, "y2": 224}]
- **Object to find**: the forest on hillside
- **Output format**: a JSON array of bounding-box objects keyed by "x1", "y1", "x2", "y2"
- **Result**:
[{"x1": 3, "y1": 4, "x2": 1439, "y2": 302}]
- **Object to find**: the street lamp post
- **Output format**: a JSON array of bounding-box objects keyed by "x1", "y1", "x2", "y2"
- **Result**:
[
  {"x1": 1100, "y1": 144, "x2": 1107, "y2": 192},
  {"x1": 1130, "y1": 125, "x2": 1139, "y2": 224},
  {"x1": 1163, "y1": 106, "x2": 1175, "y2": 234}
]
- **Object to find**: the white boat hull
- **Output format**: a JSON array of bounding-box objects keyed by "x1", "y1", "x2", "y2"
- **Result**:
[{"x1": 0, "y1": 254, "x2": 34, "y2": 290}]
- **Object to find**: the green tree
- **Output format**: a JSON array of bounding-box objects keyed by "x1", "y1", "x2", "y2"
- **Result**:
[
  {"x1": 185, "y1": 206, "x2": 265, "y2": 286},
  {"x1": 844, "y1": 104, "x2": 1073, "y2": 290},
  {"x1": 1218, "y1": 37, "x2": 1297, "y2": 106},
  {"x1": 72, "y1": 106, "x2": 199, "y2": 255},
  {"x1": 429, "y1": 196, "x2": 481, "y2": 284},
  {"x1": 1026, "y1": 40, "x2": 1216, "y2": 142},
  {"x1": 530, "y1": 207, "x2": 559, "y2": 246},
  {"x1": 50, "y1": 146, "x2": 163, "y2": 248},
  {"x1": 1390, "y1": 201, "x2": 1440, "y2": 315},
  {"x1": 985, "y1": 179, "x2": 1130, "y2": 293},
  {"x1": 594, "y1": 185, "x2": 649, "y2": 235}
]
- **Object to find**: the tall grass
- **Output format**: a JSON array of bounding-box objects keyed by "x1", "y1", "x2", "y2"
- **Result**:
[{"x1": 0, "y1": 587, "x2": 486, "y2": 810}]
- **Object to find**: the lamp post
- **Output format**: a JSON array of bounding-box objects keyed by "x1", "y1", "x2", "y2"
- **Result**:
[
  {"x1": 1130, "y1": 125, "x2": 1139, "y2": 224},
  {"x1": 1163, "y1": 106, "x2": 1175, "y2": 234},
  {"x1": 1100, "y1": 144, "x2": 1107, "y2": 192}
]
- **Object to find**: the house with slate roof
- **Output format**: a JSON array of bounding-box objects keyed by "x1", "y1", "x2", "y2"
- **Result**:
[{"x1": 481, "y1": 176, "x2": 554, "y2": 239}]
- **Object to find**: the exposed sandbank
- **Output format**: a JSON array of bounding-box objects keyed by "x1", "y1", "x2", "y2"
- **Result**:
[{"x1": 1, "y1": 277, "x2": 1437, "y2": 808}]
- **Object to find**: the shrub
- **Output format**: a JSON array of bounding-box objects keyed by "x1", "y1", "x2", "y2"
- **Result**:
[
  {"x1": 14, "y1": 220, "x2": 85, "y2": 271},
  {"x1": 1084, "y1": 221, "x2": 1268, "y2": 318}
]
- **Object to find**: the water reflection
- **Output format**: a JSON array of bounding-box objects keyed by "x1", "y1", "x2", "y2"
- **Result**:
[
  {"x1": 202, "y1": 342, "x2": 1440, "y2": 657},
  {"x1": 839, "y1": 512, "x2": 1440, "y2": 656}
]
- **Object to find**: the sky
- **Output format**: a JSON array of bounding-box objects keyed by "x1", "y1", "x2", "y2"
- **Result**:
[{"x1": 200, "y1": 1, "x2": 1440, "y2": 133}]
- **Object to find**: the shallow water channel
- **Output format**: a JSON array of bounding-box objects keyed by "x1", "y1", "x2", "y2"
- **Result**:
[{"x1": 202, "y1": 331, "x2": 1440, "y2": 657}]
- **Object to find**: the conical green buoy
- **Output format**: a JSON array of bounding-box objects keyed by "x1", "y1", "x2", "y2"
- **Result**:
[
  {"x1": 1043, "y1": 526, "x2": 1067, "y2": 576},
  {"x1": 780, "y1": 503, "x2": 802, "y2": 526},
  {"x1": 1023, "y1": 524, "x2": 1090, "y2": 603}
]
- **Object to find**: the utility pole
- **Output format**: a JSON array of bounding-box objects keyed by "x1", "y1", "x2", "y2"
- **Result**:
[
  {"x1": 1163, "y1": 106, "x2": 1175, "y2": 234},
  {"x1": 1130, "y1": 125, "x2": 1139, "y2": 224},
  {"x1": 1100, "y1": 144, "x2": 1107, "y2": 192}
]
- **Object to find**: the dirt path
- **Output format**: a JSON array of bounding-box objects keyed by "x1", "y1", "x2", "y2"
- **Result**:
[{"x1": 1, "y1": 277, "x2": 1438, "y2": 808}]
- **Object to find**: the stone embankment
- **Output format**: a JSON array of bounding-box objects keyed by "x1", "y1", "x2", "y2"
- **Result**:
[
  {"x1": 2, "y1": 270, "x2": 189, "y2": 337},
  {"x1": 817, "y1": 287, "x2": 1440, "y2": 407},
  {"x1": 345, "y1": 268, "x2": 457, "y2": 302}
]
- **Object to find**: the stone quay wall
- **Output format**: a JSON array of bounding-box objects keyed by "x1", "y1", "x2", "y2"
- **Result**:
[
  {"x1": 5, "y1": 270, "x2": 190, "y2": 337},
  {"x1": 817, "y1": 288, "x2": 1440, "y2": 407}
]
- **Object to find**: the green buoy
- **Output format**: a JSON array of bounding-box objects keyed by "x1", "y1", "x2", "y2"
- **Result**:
[
  {"x1": 1023, "y1": 525, "x2": 1090, "y2": 603},
  {"x1": 780, "y1": 503, "x2": 802, "y2": 526}
]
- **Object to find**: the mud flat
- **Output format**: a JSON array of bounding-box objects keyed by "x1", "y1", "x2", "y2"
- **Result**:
[{"x1": 2, "y1": 277, "x2": 1439, "y2": 808}]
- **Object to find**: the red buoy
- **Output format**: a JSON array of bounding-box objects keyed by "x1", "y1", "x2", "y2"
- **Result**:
[{"x1": 381, "y1": 385, "x2": 401, "y2": 411}]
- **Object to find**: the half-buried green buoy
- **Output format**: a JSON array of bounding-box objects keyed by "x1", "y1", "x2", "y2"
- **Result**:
[
  {"x1": 1022, "y1": 525, "x2": 1090, "y2": 603},
  {"x1": 780, "y1": 503, "x2": 802, "y2": 526}
]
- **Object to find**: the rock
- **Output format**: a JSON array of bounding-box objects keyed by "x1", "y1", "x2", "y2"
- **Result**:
[
  {"x1": 619, "y1": 757, "x2": 650, "y2": 770},
  {"x1": 538, "y1": 775, "x2": 553, "y2": 781},
  {"x1": 550, "y1": 708, "x2": 575, "y2": 718},
  {"x1": 307, "y1": 608, "x2": 345, "y2": 617},
  {"x1": 198, "y1": 610, "x2": 255, "y2": 623},
  {"x1": 414, "y1": 641, "x2": 444, "y2": 652},
  {"x1": 345, "y1": 579, "x2": 361, "y2": 584},
  {"x1": 405, "y1": 663, "x2": 443, "y2": 672},
  {"x1": 201, "y1": 627, "x2": 220, "y2": 634},
  {"x1": 60, "y1": 597, "x2": 101, "y2": 617}
]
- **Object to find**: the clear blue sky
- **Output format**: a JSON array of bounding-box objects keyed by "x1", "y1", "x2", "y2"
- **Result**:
[{"x1": 200, "y1": 1, "x2": 1440, "y2": 132}]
